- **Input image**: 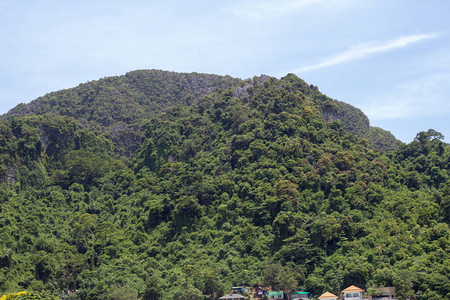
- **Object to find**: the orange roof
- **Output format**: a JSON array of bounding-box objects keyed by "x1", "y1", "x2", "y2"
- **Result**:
[
  {"x1": 318, "y1": 292, "x2": 338, "y2": 299},
  {"x1": 342, "y1": 285, "x2": 364, "y2": 293}
]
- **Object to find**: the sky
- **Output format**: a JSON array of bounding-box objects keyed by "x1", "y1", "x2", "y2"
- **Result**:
[{"x1": 1, "y1": 0, "x2": 449, "y2": 143}]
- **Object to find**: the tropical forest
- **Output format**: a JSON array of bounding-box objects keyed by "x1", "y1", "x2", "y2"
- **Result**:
[{"x1": 0, "y1": 70, "x2": 448, "y2": 299}]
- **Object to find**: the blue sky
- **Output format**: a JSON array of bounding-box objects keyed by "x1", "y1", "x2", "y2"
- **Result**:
[{"x1": 1, "y1": 0, "x2": 449, "y2": 143}]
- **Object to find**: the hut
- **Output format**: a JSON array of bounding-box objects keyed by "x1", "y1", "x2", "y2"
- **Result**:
[
  {"x1": 254, "y1": 286, "x2": 264, "y2": 298},
  {"x1": 232, "y1": 286, "x2": 247, "y2": 293},
  {"x1": 368, "y1": 287, "x2": 397, "y2": 299},
  {"x1": 290, "y1": 291, "x2": 310, "y2": 299},
  {"x1": 318, "y1": 292, "x2": 338, "y2": 300},
  {"x1": 267, "y1": 291, "x2": 284, "y2": 300},
  {"x1": 342, "y1": 286, "x2": 364, "y2": 300},
  {"x1": 219, "y1": 293, "x2": 245, "y2": 300}
]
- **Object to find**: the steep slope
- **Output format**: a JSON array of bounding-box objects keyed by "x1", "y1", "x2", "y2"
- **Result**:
[
  {"x1": 4, "y1": 70, "x2": 243, "y2": 156},
  {"x1": 322, "y1": 100, "x2": 401, "y2": 151},
  {"x1": 0, "y1": 72, "x2": 448, "y2": 300},
  {"x1": 3, "y1": 70, "x2": 401, "y2": 154},
  {"x1": 6, "y1": 70, "x2": 243, "y2": 126}
]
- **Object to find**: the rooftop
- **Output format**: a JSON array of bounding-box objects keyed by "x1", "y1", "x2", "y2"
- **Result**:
[
  {"x1": 219, "y1": 294, "x2": 245, "y2": 299},
  {"x1": 318, "y1": 292, "x2": 338, "y2": 299},
  {"x1": 342, "y1": 285, "x2": 364, "y2": 293}
]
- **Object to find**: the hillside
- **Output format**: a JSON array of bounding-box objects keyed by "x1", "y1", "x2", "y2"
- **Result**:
[
  {"x1": 4, "y1": 70, "x2": 401, "y2": 154},
  {"x1": 4, "y1": 70, "x2": 243, "y2": 157},
  {"x1": 0, "y1": 71, "x2": 448, "y2": 300}
]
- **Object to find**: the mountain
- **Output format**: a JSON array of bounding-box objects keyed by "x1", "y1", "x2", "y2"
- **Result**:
[
  {"x1": 4, "y1": 70, "x2": 243, "y2": 156},
  {"x1": 4, "y1": 70, "x2": 401, "y2": 155},
  {"x1": 0, "y1": 71, "x2": 448, "y2": 300}
]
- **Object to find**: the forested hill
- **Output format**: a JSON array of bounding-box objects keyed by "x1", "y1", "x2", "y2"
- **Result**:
[
  {"x1": 6, "y1": 70, "x2": 243, "y2": 127},
  {"x1": 4, "y1": 70, "x2": 243, "y2": 156},
  {"x1": 4, "y1": 70, "x2": 401, "y2": 153},
  {"x1": 0, "y1": 71, "x2": 448, "y2": 300}
]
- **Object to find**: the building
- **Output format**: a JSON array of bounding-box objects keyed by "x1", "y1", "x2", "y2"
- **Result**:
[
  {"x1": 317, "y1": 292, "x2": 338, "y2": 300},
  {"x1": 268, "y1": 291, "x2": 284, "y2": 300},
  {"x1": 218, "y1": 293, "x2": 245, "y2": 300},
  {"x1": 368, "y1": 287, "x2": 397, "y2": 300},
  {"x1": 342, "y1": 286, "x2": 364, "y2": 300},
  {"x1": 253, "y1": 286, "x2": 264, "y2": 298},
  {"x1": 232, "y1": 286, "x2": 248, "y2": 293},
  {"x1": 290, "y1": 291, "x2": 310, "y2": 299}
]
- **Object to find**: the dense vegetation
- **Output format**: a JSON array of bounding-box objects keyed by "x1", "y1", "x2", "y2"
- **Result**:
[
  {"x1": 4, "y1": 70, "x2": 400, "y2": 154},
  {"x1": 0, "y1": 71, "x2": 448, "y2": 299}
]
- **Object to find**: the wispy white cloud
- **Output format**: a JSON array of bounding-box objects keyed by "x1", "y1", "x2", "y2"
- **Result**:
[
  {"x1": 361, "y1": 73, "x2": 450, "y2": 120},
  {"x1": 292, "y1": 33, "x2": 439, "y2": 73}
]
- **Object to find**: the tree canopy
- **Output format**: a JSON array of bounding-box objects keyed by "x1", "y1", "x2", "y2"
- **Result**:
[{"x1": 0, "y1": 71, "x2": 448, "y2": 299}]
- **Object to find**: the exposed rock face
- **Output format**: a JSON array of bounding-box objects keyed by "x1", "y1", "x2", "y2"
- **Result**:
[
  {"x1": 321, "y1": 100, "x2": 402, "y2": 151},
  {"x1": 5, "y1": 166, "x2": 15, "y2": 184},
  {"x1": 39, "y1": 128, "x2": 49, "y2": 151},
  {"x1": 107, "y1": 123, "x2": 143, "y2": 157},
  {"x1": 322, "y1": 100, "x2": 370, "y2": 137},
  {"x1": 2, "y1": 70, "x2": 402, "y2": 153},
  {"x1": 233, "y1": 74, "x2": 273, "y2": 99}
]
